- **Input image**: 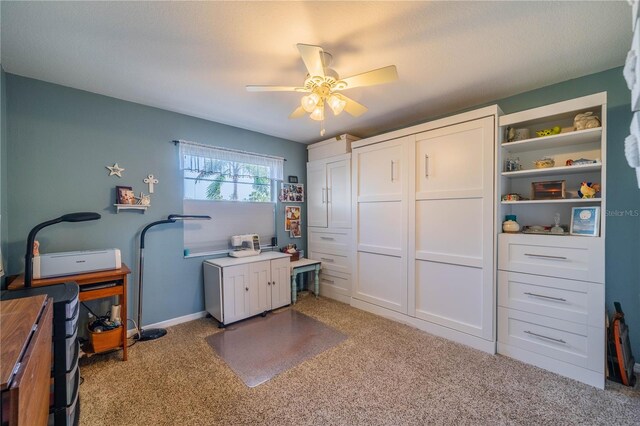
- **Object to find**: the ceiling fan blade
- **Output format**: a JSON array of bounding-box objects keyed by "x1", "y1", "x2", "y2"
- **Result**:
[
  {"x1": 341, "y1": 95, "x2": 368, "y2": 117},
  {"x1": 289, "y1": 106, "x2": 307, "y2": 119},
  {"x1": 246, "y1": 85, "x2": 308, "y2": 92},
  {"x1": 339, "y1": 65, "x2": 398, "y2": 90},
  {"x1": 297, "y1": 43, "x2": 326, "y2": 78}
]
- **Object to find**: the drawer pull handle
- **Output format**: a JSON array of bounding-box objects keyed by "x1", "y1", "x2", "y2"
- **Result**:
[
  {"x1": 320, "y1": 237, "x2": 335, "y2": 241},
  {"x1": 322, "y1": 279, "x2": 335, "y2": 284},
  {"x1": 320, "y1": 257, "x2": 334, "y2": 262},
  {"x1": 524, "y1": 292, "x2": 567, "y2": 302},
  {"x1": 524, "y1": 253, "x2": 568, "y2": 260},
  {"x1": 524, "y1": 330, "x2": 566, "y2": 344}
]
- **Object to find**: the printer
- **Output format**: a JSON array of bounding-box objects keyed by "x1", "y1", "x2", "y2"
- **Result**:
[{"x1": 32, "y1": 249, "x2": 121, "y2": 279}]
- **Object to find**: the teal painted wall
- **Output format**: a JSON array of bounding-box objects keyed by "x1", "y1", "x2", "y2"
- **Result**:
[
  {"x1": 5, "y1": 74, "x2": 307, "y2": 326},
  {"x1": 1, "y1": 67, "x2": 7, "y2": 285}
]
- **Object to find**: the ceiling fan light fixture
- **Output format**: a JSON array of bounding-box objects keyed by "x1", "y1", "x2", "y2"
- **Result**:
[
  {"x1": 301, "y1": 93, "x2": 320, "y2": 113},
  {"x1": 310, "y1": 102, "x2": 325, "y2": 121},
  {"x1": 328, "y1": 94, "x2": 347, "y2": 115}
]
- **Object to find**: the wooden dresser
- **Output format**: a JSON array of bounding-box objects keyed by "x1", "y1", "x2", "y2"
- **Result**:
[{"x1": 1, "y1": 295, "x2": 53, "y2": 426}]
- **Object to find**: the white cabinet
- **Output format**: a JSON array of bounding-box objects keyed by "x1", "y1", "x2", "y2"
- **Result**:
[
  {"x1": 307, "y1": 136, "x2": 356, "y2": 304},
  {"x1": 351, "y1": 106, "x2": 499, "y2": 353},
  {"x1": 411, "y1": 116, "x2": 495, "y2": 341},
  {"x1": 352, "y1": 136, "x2": 410, "y2": 314},
  {"x1": 306, "y1": 157, "x2": 351, "y2": 229},
  {"x1": 203, "y1": 252, "x2": 291, "y2": 326},
  {"x1": 496, "y1": 93, "x2": 607, "y2": 389}
]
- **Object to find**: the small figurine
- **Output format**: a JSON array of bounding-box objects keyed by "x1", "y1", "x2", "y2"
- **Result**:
[
  {"x1": 551, "y1": 213, "x2": 564, "y2": 234},
  {"x1": 135, "y1": 192, "x2": 151, "y2": 206},
  {"x1": 574, "y1": 112, "x2": 601, "y2": 130},
  {"x1": 579, "y1": 182, "x2": 601, "y2": 199},
  {"x1": 536, "y1": 126, "x2": 561, "y2": 137}
]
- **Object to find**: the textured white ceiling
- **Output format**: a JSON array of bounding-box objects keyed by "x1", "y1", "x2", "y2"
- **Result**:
[{"x1": 0, "y1": 1, "x2": 631, "y2": 144}]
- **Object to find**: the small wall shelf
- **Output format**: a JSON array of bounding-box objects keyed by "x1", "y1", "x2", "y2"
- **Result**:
[
  {"x1": 114, "y1": 204, "x2": 149, "y2": 213},
  {"x1": 501, "y1": 162, "x2": 601, "y2": 178},
  {"x1": 500, "y1": 197, "x2": 602, "y2": 205},
  {"x1": 501, "y1": 128, "x2": 601, "y2": 153}
]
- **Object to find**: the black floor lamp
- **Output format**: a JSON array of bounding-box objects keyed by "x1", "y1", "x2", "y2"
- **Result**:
[{"x1": 136, "y1": 214, "x2": 211, "y2": 341}]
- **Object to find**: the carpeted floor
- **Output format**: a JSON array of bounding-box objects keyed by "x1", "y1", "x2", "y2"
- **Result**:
[{"x1": 79, "y1": 295, "x2": 640, "y2": 425}]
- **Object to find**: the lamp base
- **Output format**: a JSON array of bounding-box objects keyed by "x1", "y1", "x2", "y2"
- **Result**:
[{"x1": 136, "y1": 328, "x2": 167, "y2": 341}]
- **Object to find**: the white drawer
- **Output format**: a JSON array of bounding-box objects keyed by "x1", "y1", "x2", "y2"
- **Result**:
[
  {"x1": 498, "y1": 307, "x2": 604, "y2": 372},
  {"x1": 319, "y1": 270, "x2": 351, "y2": 296},
  {"x1": 498, "y1": 234, "x2": 604, "y2": 283},
  {"x1": 308, "y1": 250, "x2": 351, "y2": 275},
  {"x1": 498, "y1": 271, "x2": 604, "y2": 328},
  {"x1": 309, "y1": 229, "x2": 350, "y2": 254}
]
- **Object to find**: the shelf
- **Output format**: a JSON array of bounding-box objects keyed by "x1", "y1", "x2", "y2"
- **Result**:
[
  {"x1": 501, "y1": 163, "x2": 601, "y2": 178},
  {"x1": 501, "y1": 198, "x2": 602, "y2": 205},
  {"x1": 501, "y1": 128, "x2": 602, "y2": 153},
  {"x1": 114, "y1": 204, "x2": 149, "y2": 213}
]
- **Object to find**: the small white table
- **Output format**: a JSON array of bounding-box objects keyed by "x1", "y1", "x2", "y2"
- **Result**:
[{"x1": 290, "y1": 258, "x2": 321, "y2": 304}]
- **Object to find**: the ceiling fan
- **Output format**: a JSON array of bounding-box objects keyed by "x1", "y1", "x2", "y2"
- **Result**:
[{"x1": 247, "y1": 43, "x2": 398, "y2": 135}]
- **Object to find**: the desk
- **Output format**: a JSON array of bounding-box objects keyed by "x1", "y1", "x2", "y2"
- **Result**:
[
  {"x1": 1, "y1": 295, "x2": 52, "y2": 426},
  {"x1": 290, "y1": 258, "x2": 321, "y2": 304},
  {"x1": 8, "y1": 264, "x2": 131, "y2": 361}
]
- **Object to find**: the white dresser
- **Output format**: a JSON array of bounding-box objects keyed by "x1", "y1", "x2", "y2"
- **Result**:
[
  {"x1": 203, "y1": 252, "x2": 291, "y2": 326},
  {"x1": 306, "y1": 134, "x2": 358, "y2": 304},
  {"x1": 496, "y1": 93, "x2": 607, "y2": 388}
]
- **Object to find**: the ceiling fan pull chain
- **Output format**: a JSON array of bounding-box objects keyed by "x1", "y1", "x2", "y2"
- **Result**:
[{"x1": 320, "y1": 119, "x2": 326, "y2": 137}]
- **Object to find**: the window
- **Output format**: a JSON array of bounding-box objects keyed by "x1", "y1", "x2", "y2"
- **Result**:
[{"x1": 178, "y1": 141, "x2": 284, "y2": 255}]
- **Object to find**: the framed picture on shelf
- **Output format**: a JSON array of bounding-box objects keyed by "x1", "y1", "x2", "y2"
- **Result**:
[
  {"x1": 288, "y1": 175, "x2": 299, "y2": 183},
  {"x1": 570, "y1": 206, "x2": 600, "y2": 237},
  {"x1": 285, "y1": 206, "x2": 301, "y2": 231},
  {"x1": 289, "y1": 220, "x2": 301, "y2": 238},
  {"x1": 280, "y1": 183, "x2": 304, "y2": 202},
  {"x1": 116, "y1": 186, "x2": 135, "y2": 205}
]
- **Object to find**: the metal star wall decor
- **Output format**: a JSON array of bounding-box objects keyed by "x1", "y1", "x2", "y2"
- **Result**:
[{"x1": 106, "y1": 163, "x2": 125, "y2": 178}]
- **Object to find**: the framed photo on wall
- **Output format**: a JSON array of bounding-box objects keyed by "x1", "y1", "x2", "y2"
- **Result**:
[
  {"x1": 289, "y1": 220, "x2": 301, "y2": 238},
  {"x1": 280, "y1": 183, "x2": 304, "y2": 202},
  {"x1": 116, "y1": 186, "x2": 135, "y2": 205},
  {"x1": 570, "y1": 206, "x2": 600, "y2": 236},
  {"x1": 285, "y1": 205, "x2": 301, "y2": 231}
]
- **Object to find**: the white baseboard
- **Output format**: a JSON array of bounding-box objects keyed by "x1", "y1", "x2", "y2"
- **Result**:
[
  {"x1": 350, "y1": 298, "x2": 496, "y2": 354},
  {"x1": 319, "y1": 287, "x2": 352, "y2": 305},
  {"x1": 127, "y1": 311, "x2": 208, "y2": 338}
]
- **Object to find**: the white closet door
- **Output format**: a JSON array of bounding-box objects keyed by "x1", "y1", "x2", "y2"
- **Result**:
[
  {"x1": 270, "y1": 257, "x2": 291, "y2": 309},
  {"x1": 249, "y1": 261, "x2": 271, "y2": 315},
  {"x1": 354, "y1": 138, "x2": 404, "y2": 202},
  {"x1": 353, "y1": 136, "x2": 410, "y2": 314},
  {"x1": 307, "y1": 161, "x2": 328, "y2": 227},
  {"x1": 412, "y1": 116, "x2": 494, "y2": 340},
  {"x1": 327, "y1": 159, "x2": 351, "y2": 228},
  {"x1": 222, "y1": 265, "x2": 250, "y2": 323}
]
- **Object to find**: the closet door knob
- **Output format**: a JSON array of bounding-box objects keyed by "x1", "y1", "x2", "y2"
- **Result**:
[{"x1": 245, "y1": 287, "x2": 249, "y2": 291}]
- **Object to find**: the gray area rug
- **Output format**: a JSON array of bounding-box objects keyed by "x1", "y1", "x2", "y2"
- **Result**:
[{"x1": 205, "y1": 309, "x2": 347, "y2": 387}]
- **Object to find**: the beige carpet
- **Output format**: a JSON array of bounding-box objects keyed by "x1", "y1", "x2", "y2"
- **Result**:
[{"x1": 79, "y1": 295, "x2": 640, "y2": 425}]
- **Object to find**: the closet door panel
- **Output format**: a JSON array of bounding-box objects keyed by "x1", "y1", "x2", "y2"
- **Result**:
[
  {"x1": 307, "y1": 161, "x2": 328, "y2": 227},
  {"x1": 415, "y1": 260, "x2": 484, "y2": 337},
  {"x1": 356, "y1": 252, "x2": 406, "y2": 313},
  {"x1": 358, "y1": 202, "x2": 403, "y2": 256},
  {"x1": 415, "y1": 199, "x2": 483, "y2": 266},
  {"x1": 327, "y1": 159, "x2": 351, "y2": 228},
  {"x1": 415, "y1": 117, "x2": 492, "y2": 199},
  {"x1": 355, "y1": 142, "x2": 403, "y2": 201}
]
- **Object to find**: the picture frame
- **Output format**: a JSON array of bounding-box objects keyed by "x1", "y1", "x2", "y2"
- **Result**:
[
  {"x1": 285, "y1": 205, "x2": 301, "y2": 231},
  {"x1": 280, "y1": 183, "x2": 304, "y2": 203},
  {"x1": 289, "y1": 220, "x2": 301, "y2": 238},
  {"x1": 288, "y1": 175, "x2": 299, "y2": 183},
  {"x1": 116, "y1": 186, "x2": 135, "y2": 205},
  {"x1": 570, "y1": 206, "x2": 600, "y2": 237}
]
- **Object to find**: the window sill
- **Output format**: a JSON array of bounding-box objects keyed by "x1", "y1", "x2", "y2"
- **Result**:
[{"x1": 184, "y1": 246, "x2": 278, "y2": 259}]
